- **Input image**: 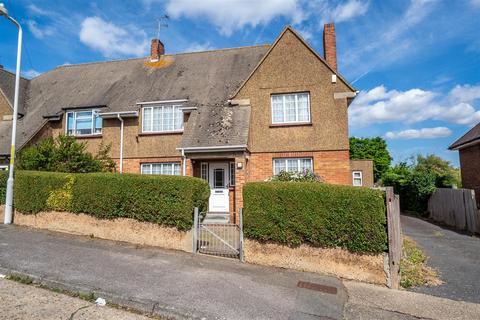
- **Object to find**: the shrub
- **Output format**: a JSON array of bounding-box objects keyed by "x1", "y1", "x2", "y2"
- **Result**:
[
  {"x1": 267, "y1": 170, "x2": 322, "y2": 182},
  {"x1": 17, "y1": 135, "x2": 115, "y2": 173},
  {"x1": 243, "y1": 182, "x2": 387, "y2": 253},
  {"x1": 13, "y1": 171, "x2": 209, "y2": 231},
  {"x1": 0, "y1": 170, "x2": 7, "y2": 204}
]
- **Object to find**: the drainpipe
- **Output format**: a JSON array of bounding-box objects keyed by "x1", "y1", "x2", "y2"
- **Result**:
[
  {"x1": 181, "y1": 148, "x2": 186, "y2": 176},
  {"x1": 117, "y1": 114, "x2": 124, "y2": 173}
]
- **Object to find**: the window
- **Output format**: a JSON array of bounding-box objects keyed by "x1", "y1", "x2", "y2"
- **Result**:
[
  {"x1": 271, "y1": 92, "x2": 310, "y2": 124},
  {"x1": 201, "y1": 163, "x2": 208, "y2": 181},
  {"x1": 142, "y1": 105, "x2": 183, "y2": 133},
  {"x1": 273, "y1": 158, "x2": 313, "y2": 175},
  {"x1": 229, "y1": 162, "x2": 235, "y2": 186},
  {"x1": 141, "y1": 163, "x2": 181, "y2": 175},
  {"x1": 0, "y1": 165, "x2": 8, "y2": 171},
  {"x1": 352, "y1": 171, "x2": 363, "y2": 187},
  {"x1": 66, "y1": 110, "x2": 102, "y2": 136},
  {"x1": 213, "y1": 168, "x2": 225, "y2": 188}
]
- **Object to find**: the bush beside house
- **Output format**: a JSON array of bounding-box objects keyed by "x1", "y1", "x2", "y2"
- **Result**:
[
  {"x1": 243, "y1": 182, "x2": 387, "y2": 253},
  {"x1": 12, "y1": 171, "x2": 209, "y2": 230}
]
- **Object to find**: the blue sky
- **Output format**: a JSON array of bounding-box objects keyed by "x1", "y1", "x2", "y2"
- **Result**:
[{"x1": 1, "y1": 0, "x2": 479, "y2": 166}]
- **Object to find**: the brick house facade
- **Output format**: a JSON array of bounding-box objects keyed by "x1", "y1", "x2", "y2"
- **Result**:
[
  {"x1": 449, "y1": 123, "x2": 480, "y2": 206},
  {"x1": 0, "y1": 24, "x2": 367, "y2": 221}
]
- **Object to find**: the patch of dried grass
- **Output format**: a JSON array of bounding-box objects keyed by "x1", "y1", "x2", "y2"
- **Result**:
[{"x1": 244, "y1": 239, "x2": 386, "y2": 284}]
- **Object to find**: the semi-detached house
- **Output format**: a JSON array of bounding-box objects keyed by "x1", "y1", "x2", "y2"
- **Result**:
[{"x1": 0, "y1": 24, "x2": 370, "y2": 223}]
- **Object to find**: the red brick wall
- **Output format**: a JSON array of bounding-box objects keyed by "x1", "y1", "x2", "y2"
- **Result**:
[
  {"x1": 247, "y1": 150, "x2": 350, "y2": 185},
  {"x1": 459, "y1": 144, "x2": 480, "y2": 206},
  {"x1": 323, "y1": 23, "x2": 337, "y2": 71}
]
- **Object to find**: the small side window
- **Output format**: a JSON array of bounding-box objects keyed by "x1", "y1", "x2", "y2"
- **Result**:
[{"x1": 352, "y1": 171, "x2": 363, "y2": 187}]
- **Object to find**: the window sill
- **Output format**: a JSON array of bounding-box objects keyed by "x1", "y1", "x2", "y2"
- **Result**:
[
  {"x1": 71, "y1": 134, "x2": 103, "y2": 139},
  {"x1": 269, "y1": 122, "x2": 312, "y2": 128},
  {"x1": 138, "y1": 131, "x2": 184, "y2": 136}
]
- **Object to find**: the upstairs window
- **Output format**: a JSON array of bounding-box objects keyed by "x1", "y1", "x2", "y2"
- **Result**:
[
  {"x1": 273, "y1": 158, "x2": 313, "y2": 175},
  {"x1": 271, "y1": 92, "x2": 310, "y2": 124},
  {"x1": 142, "y1": 105, "x2": 183, "y2": 133},
  {"x1": 66, "y1": 110, "x2": 102, "y2": 136}
]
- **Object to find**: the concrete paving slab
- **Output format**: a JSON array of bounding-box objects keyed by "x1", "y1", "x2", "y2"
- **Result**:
[{"x1": 0, "y1": 278, "x2": 152, "y2": 320}]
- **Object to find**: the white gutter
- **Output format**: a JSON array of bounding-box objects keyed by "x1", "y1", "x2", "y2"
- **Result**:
[
  {"x1": 99, "y1": 111, "x2": 138, "y2": 118},
  {"x1": 136, "y1": 99, "x2": 188, "y2": 105},
  {"x1": 117, "y1": 114, "x2": 124, "y2": 173}
]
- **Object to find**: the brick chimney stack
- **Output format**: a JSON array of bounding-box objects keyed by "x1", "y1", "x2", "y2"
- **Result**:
[
  {"x1": 150, "y1": 39, "x2": 165, "y2": 62},
  {"x1": 323, "y1": 23, "x2": 337, "y2": 71}
]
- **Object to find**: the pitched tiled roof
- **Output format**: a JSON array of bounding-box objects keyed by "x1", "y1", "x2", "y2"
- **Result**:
[
  {"x1": 0, "y1": 68, "x2": 29, "y2": 115},
  {"x1": 0, "y1": 45, "x2": 269, "y2": 155},
  {"x1": 449, "y1": 122, "x2": 480, "y2": 150}
]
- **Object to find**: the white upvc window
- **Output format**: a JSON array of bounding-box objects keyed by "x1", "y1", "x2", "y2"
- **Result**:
[
  {"x1": 141, "y1": 163, "x2": 181, "y2": 176},
  {"x1": 352, "y1": 171, "x2": 363, "y2": 187},
  {"x1": 271, "y1": 92, "x2": 310, "y2": 124},
  {"x1": 66, "y1": 110, "x2": 102, "y2": 136},
  {"x1": 0, "y1": 165, "x2": 8, "y2": 171},
  {"x1": 201, "y1": 163, "x2": 208, "y2": 181},
  {"x1": 142, "y1": 105, "x2": 183, "y2": 133},
  {"x1": 273, "y1": 158, "x2": 313, "y2": 175}
]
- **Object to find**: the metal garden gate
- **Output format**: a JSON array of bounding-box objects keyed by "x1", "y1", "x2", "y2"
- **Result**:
[{"x1": 193, "y1": 208, "x2": 244, "y2": 261}]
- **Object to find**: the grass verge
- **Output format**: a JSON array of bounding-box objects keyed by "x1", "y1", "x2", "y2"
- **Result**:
[{"x1": 400, "y1": 236, "x2": 442, "y2": 288}]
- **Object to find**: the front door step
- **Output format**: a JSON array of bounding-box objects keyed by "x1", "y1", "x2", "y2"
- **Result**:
[{"x1": 203, "y1": 212, "x2": 230, "y2": 224}]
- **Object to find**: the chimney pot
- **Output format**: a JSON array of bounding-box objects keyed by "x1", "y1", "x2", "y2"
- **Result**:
[
  {"x1": 323, "y1": 23, "x2": 337, "y2": 71},
  {"x1": 150, "y1": 39, "x2": 165, "y2": 62}
]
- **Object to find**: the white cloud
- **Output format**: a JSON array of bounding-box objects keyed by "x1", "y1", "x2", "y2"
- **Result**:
[
  {"x1": 331, "y1": 0, "x2": 370, "y2": 22},
  {"x1": 349, "y1": 84, "x2": 480, "y2": 128},
  {"x1": 471, "y1": 0, "x2": 480, "y2": 7},
  {"x1": 385, "y1": 127, "x2": 452, "y2": 140},
  {"x1": 183, "y1": 42, "x2": 215, "y2": 53},
  {"x1": 79, "y1": 17, "x2": 149, "y2": 58},
  {"x1": 165, "y1": 0, "x2": 304, "y2": 36},
  {"x1": 27, "y1": 20, "x2": 54, "y2": 39},
  {"x1": 27, "y1": 4, "x2": 53, "y2": 16},
  {"x1": 22, "y1": 69, "x2": 41, "y2": 79}
]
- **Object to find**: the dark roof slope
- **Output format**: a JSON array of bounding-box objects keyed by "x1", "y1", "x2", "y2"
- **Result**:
[
  {"x1": 0, "y1": 68, "x2": 29, "y2": 115},
  {"x1": 0, "y1": 45, "x2": 269, "y2": 154},
  {"x1": 449, "y1": 122, "x2": 480, "y2": 150}
]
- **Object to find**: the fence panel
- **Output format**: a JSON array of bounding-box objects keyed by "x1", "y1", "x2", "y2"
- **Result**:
[{"x1": 428, "y1": 188, "x2": 480, "y2": 234}]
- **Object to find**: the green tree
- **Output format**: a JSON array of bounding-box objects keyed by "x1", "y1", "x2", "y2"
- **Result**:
[
  {"x1": 414, "y1": 154, "x2": 460, "y2": 188},
  {"x1": 349, "y1": 137, "x2": 392, "y2": 182},
  {"x1": 17, "y1": 135, "x2": 115, "y2": 173}
]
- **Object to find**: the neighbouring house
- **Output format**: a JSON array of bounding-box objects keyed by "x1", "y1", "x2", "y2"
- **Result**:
[
  {"x1": 350, "y1": 160, "x2": 374, "y2": 187},
  {"x1": 449, "y1": 122, "x2": 480, "y2": 206},
  {"x1": 0, "y1": 24, "x2": 371, "y2": 222}
]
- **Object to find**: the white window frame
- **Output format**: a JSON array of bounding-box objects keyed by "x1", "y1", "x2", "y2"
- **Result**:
[
  {"x1": 65, "y1": 109, "x2": 102, "y2": 136},
  {"x1": 140, "y1": 163, "x2": 181, "y2": 176},
  {"x1": 271, "y1": 92, "x2": 311, "y2": 124},
  {"x1": 141, "y1": 104, "x2": 184, "y2": 133},
  {"x1": 201, "y1": 162, "x2": 208, "y2": 181},
  {"x1": 0, "y1": 165, "x2": 8, "y2": 171},
  {"x1": 273, "y1": 158, "x2": 313, "y2": 175},
  {"x1": 352, "y1": 171, "x2": 363, "y2": 187}
]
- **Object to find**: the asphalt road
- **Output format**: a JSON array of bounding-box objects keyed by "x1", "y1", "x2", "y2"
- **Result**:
[
  {"x1": 401, "y1": 214, "x2": 480, "y2": 303},
  {"x1": 0, "y1": 225, "x2": 346, "y2": 320}
]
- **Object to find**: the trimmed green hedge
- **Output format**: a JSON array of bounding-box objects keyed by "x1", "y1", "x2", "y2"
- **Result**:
[
  {"x1": 0, "y1": 171, "x2": 7, "y2": 204},
  {"x1": 243, "y1": 182, "x2": 387, "y2": 253},
  {"x1": 13, "y1": 171, "x2": 209, "y2": 231}
]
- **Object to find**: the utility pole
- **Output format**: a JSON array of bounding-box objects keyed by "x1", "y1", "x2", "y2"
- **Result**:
[{"x1": 0, "y1": 3, "x2": 23, "y2": 224}]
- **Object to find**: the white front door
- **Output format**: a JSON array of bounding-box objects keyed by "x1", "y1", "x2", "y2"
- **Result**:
[{"x1": 208, "y1": 162, "x2": 230, "y2": 212}]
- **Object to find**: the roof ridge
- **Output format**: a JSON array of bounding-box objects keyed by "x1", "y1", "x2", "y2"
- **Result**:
[{"x1": 53, "y1": 44, "x2": 270, "y2": 70}]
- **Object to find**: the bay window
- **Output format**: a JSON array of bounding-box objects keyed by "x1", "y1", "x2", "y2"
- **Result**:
[{"x1": 271, "y1": 92, "x2": 310, "y2": 124}]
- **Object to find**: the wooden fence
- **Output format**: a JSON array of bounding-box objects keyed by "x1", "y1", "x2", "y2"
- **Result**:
[{"x1": 428, "y1": 188, "x2": 480, "y2": 234}]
